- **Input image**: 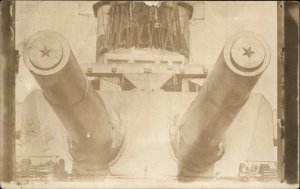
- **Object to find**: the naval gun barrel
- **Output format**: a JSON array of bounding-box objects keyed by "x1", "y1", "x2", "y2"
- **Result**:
[
  {"x1": 170, "y1": 32, "x2": 271, "y2": 176},
  {"x1": 23, "y1": 31, "x2": 122, "y2": 174}
]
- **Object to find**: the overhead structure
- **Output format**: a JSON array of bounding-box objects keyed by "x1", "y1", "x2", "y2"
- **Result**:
[{"x1": 93, "y1": 1, "x2": 194, "y2": 62}]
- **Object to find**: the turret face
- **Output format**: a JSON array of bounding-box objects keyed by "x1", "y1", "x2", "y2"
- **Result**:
[{"x1": 93, "y1": 1, "x2": 193, "y2": 63}]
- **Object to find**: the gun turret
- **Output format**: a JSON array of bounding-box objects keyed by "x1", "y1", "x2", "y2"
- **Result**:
[
  {"x1": 22, "y1": 31, "x2": 124, "y2": 177},
  {"x1": 170, "y1": 32, "x2": 271, "y2": 178}
]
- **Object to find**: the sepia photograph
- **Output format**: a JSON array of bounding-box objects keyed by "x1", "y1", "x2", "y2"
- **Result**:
[{"x1": 0, "y1": 1, "x2": 299, "y2": 188}]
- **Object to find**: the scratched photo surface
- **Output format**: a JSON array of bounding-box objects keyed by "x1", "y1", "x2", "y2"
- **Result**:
[{"x1": 14, "y1": 1, "x2": 279, "y2": 188}]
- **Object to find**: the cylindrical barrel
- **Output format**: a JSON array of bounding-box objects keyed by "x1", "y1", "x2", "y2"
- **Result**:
[
  {"x1": 170, "y1": 32, "x2": 271, "y2": 176},
  {"x1": 22, "y1": 31, "x2": 123, "y2": 172}
]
